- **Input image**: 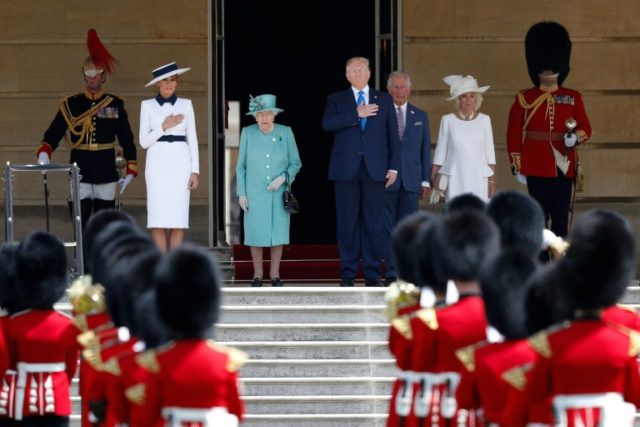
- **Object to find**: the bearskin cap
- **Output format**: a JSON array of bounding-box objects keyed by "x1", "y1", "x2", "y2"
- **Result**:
[
  {"x1": 391, "y1": 211, "x2": 438, "y2": 284},
  {"x1": 480, "y1": 249, "x2": 538, "y2": 339},
  {"x1": 525, "y1": 21, "x2": 572, "y2": 86},
  {"x1": 155, "y1": 244, "x2": 222, "y2": 339},
  {"x1": 15, "y1": 231, "x2": 68, "y2": 309},
  {"x1": 83, "y1": 209, "x2": 134, "y2": 271},
  {"x1": 486, "y1": 190, "x2": 545, "y2": 258},
  {"x1": 413, "y1": 219, "x2": 448, "y2": 296},
  {"x1": 430, "y1": 210, "x2": 500, "y2": 283},
  {"x1": 558, "y1": 209, "x2": 635, "y2": 310},
  {"x1": 135, "y1": 290, "x2": 169, "y2": 349},
  {"x1": 442, "y1": 193, "x2": 486, "y2": 214}
]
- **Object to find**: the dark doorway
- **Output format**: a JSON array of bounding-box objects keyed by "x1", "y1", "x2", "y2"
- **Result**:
[{"x1": 225, "y1": 0, "x2": 376, "y2": 244}]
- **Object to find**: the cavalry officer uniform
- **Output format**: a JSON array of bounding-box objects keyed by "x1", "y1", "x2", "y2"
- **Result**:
[
  {"x1": 36, "y1": 29, "x2": 137, "y2": 231},
  {"x1": 507, "y1": 21, "x2": 591, "y2": 238}
]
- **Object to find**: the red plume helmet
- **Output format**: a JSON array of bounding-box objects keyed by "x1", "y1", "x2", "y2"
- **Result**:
[{"x1": 86, "y1": 29, "x2": 117, "y2": 75}]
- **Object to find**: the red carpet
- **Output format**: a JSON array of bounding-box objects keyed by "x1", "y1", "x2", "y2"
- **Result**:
[{"x1": 232, "y1": 244, "x2": 387, "y2": 283}]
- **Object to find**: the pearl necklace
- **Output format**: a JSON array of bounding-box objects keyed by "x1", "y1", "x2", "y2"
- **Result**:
[{"x1": 458, "y1": 111, "x2": 476, "y2": 121}]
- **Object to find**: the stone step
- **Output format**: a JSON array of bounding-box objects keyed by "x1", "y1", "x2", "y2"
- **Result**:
[
  {"x1": 221, "y1": 341, "x2": 390, "y2": 359},
  {"x1": 237, "y1": 414, "x2": 388, "y2": 427},
  {"x1": 243, "y1": 395, "x2": 390, "y2": 415},
  {"x1": 215, "y1": 323, "x2": 389, "y2": 342},
  {"x1": 219, "y1": 305, "x2": 387, "y2": 323},
  {"x1": 220, "y1": 287, "x2": 386, "y2": 306},
  {"x1": 240, "y1": 377, "x2": 393, "y2": 396},
  {"x1": 239, "y1": 359, "x2": 397, "y2": 378}
]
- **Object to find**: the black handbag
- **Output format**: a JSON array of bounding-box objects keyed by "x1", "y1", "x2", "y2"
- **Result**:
[{"x1": 283, "y1": 171, "x2": 299, "y2": 214}]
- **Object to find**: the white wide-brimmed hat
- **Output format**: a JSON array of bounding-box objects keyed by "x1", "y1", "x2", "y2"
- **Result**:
[
  {"x1": 443, "y1": 75, "x2": 490, "y2": 100},
  {"x1": 145, "y1": 62, "x2": 191, "y2": 87}
]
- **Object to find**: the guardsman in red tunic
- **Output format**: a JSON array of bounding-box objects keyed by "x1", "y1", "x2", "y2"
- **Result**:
[
  {"x1": 407, "y1": 210, "x2": 499, "y2": 427},
  {"x1": 132, "y1": 245, "x2": 247, "y2": 427},
  {"x1": 36, "y1": 29, "x2": 137, "y2": 231},
  {"x1": 385, "y1": 212, "x2": 437, "y2": 427},
  {"x1": 7, "y1": 231, "x2": 82, "y2": 427},
  {"x1": 507, "y1": 21, "x2": 591, "y2": 238},
  {"x1": 517, "y1": 210, "x2": 640, "y2": 426}
]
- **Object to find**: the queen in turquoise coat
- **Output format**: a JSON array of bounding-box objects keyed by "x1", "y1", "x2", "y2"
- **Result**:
[{"x1": 236, "y1": 94, "x2": 302, "y2": 287}]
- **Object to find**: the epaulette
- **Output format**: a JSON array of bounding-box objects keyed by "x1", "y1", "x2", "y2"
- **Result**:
[
  {"x1": 135, "y1": 349, "x2": 160, "y2": 374},
  {"x1": 455, "y1": 340, "x2": 490, "y2": 372},
  {"x1": 107, "y1": 93, "x2": 125, "y2": 102},
  {"x1": 124, "y1": 383, "x2": 145, "y2": 406},
  {"x1": 604, "y1": 321, "x2": 640, "y2": 357},
  {"x1": 501, "y1": 365, "x2": 528, "y2": 391},
  {"x1": 528, "y1": 330, "x2": 552, "y2": 359},
  {"x1": 206, "y1": 340, "x2": 249, "y2": 373},
  {"x1": 416, "y1": 308, "x2": 438, "y2": 330},
  {"x1": 391, "y1": 316, "x2": 413, "y2": 340},
  {"x1": 101, "y1": 357, "x2": 121, "y2": 376}
]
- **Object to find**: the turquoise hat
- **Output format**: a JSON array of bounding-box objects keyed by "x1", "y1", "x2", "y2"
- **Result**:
[{"x1": 246, "y1": 94, "x2": 284, "y2": 116}]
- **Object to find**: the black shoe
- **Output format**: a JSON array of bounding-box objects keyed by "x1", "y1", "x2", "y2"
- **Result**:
[
  {"x1": 340, "y1": 279, "x2": 354, "y2": 287},
  {"x1": 271, "y1": 278, "x2": 284, "y2": 287},
  {"x1": 365, "y1": 279, "x2": 382, "y2": 287},
  {"x1": 251, "y1": 277, "x2": 263, "y2": 287},
  {"x1": 384, "y1": 276, "x2": 397, "y2": 286}
]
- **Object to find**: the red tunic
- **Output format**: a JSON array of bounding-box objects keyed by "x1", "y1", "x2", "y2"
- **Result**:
[
  {"x1": 386, "y1": 313, "x2": 418, "y2": 427},
  {"x1": 135, "y1": 340, "x2": 245, "y2": 427},
  {"x1": 7, "y1": 309, "x2": 81, "y2": 420},
  {"x1": 601, "y1": 305, "x2": 640, "y2": 331},
  {"x1": 506, "y1": 86, "x2": 591, "y2": 178},
  {"x1": 521, "y1": 320, "x2": 640, "y2": 426},
  {"x1": 406, "y1": 296, "x2": 487, "y2": 427}
]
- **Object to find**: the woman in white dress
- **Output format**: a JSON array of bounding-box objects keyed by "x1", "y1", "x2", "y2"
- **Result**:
[
  {"x1": 431, "y1": 75, "x2": 496, "y2": 203},
  {"x1": 140, "y1": 62, "x2": 199, "y2": 252}
]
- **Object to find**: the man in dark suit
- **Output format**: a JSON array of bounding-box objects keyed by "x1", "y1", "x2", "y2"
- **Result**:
[
  {"x1": 322, "y1": 57, "x2": 400, "y2": 287},
  {"x1": 383, "y1": 71, "x2": 431, "y2": 284}
]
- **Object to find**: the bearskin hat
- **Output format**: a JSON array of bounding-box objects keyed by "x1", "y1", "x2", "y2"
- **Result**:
[
  {"x1": 524, "y1": 264, "x2": 573, "y2": 334},
  {"x1": 83, "y1": 209, "x2": 134, "y2": 270},
  {"x1": 480, "y1": 249, "x2": 538, "y2": 339},
  {"x1": 486, "y1": 190, "x2": 545, "y2": 258},
  {"x1": 558, "y1": 209, "x2": 635, "y2": 310},
  {"x1": 15, "y1": 231, "x2": 68, "y2": 309},
  {"x1": 430, "y1": 210, "x2": 500, "y2": 283},
  {"x1": 525, "y1": 21, "x2": 572, "y2": 87},
  {"x1": 442, "y1": 193, "x2": 486, "y2": 214},
  {"x1": 102, "y1": 248, "x2": 161, "y2": 333},
  {"x1": 391, "y1": 211, "x2": 438, "y2": 284},
  {"x1": 135, "y1": 290, "x2": 169, "y2": 349},
  {"x1": 0, "y1": 242, "x2": 28, "y2": 314},
  {"x1": 89, "y1": 220, "x2": 149, "y2": 281},
  {"x1": 413, "y1": 219, "x2": 448, "y2": 296},
  {"x1": 155, "y1": 244, "x2": 222, "y2": 339}
]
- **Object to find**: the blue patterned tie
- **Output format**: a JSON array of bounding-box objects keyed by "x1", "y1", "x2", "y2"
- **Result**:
[{"x1": 357, "y1": 90, "x2": 366, "y2": 130}]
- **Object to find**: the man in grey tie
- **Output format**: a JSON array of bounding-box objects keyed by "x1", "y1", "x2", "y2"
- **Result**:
[{"x1": 383, "y1": 71, "x2": 432, "y2": 285}]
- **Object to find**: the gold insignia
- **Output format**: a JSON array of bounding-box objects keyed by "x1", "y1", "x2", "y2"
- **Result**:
[
  {"x1": 528, "y1": 330, "x2": 552, "y2": 359},
  {"x1": 73, "y1": 314, "x2": 89, "y2": 332},
  {"x1": 391, "y1": 317, "x2": 413, "y2": 340},
  {"x1": 124, "y1": 383, "x2": 145, "y2": 405},
  {"x1": 82, "y1": 348, "x2": 103, "y2": 370},
  {"x1": 502, "y1": 366, "x2": 527, "y2": 391},
  {"x1": 417, "y1": 308, "x2": 438, "y2": 330},
  {"x1": 77, "y1": 330, "x2": 98, "y2": 348},
  {"x1": 455, "y1": 345, "x2": 476, "y2": 372},
  {"x1": 136, "y1": 350, "x2": 160, "y2": 373},
  {"x1": 101, "y1": 357, "x2": 121, "y2": 376},
  {"x1": 206, "y1": 341, "x2": 249, "y2": 373}
]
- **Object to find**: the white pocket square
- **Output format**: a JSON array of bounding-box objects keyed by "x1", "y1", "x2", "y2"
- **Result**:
[{"x1": 414, "y1": 121, "x2": 423, "y2": 126}]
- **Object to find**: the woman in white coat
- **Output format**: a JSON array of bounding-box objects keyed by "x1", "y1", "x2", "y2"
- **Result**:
[
  {"x1": 431, "y1": 75, "x2": 496, "y2": 203},
  {"x1": 140, "y1": 62, "x2": 199, "y2": 252}
]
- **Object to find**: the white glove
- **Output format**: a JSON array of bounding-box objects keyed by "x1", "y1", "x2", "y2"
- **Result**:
[
  {"x1": 516, "y1": 173, "x2": 527, "y2": 185},
  {"x1": 239, "y1": 195, "x2": 249, "y2": 211},
  {"x1": 117, "y1": 174, "x2": 134, "y2": 195},
  {"x1": 37, "y1": 152, "x2": 50, "y2": 165},
  {"x1": 267, "y1": 175, "x2": 286, "y2": 192},
  {"x1": 564, "y1": 133, "x2": 578, "y2": 148}
]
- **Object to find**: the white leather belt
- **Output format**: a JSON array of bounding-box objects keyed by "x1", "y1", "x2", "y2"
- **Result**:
[
  {"x1": 15, "y1": 362, "x2": 66, "y2": 420},
  {"x1": 161, "y1": 406, "x2": 239, "y2": 427}
]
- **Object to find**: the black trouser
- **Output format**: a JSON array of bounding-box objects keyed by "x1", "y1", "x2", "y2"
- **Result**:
[
  {"x1": 526, "y1": 169, "x2": 573, "y2": 238},
  {"x1": 19, "y1": 416, "x2": 68, "y2": 427}
]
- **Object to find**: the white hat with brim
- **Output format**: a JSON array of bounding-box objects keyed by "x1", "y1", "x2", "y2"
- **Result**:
[
  {"x1": 145, "y1": 62, "x2": 191, "y2": 87},
  {"x1": 443, "y1": 75, "x2": 490, "y2": 101}
]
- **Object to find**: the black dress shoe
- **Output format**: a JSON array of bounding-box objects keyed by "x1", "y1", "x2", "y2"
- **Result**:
[
  {"x1": 340, "y1": 279, "x2": 354, "y2": 287},
  {"x1": 365, "y1": 279, "x2": 382, "y2": 287},
  {"x1": 271, "y1": 278, "x2": 284, "y2": 287},
  {"x1": 251, "y1": 277, "x2": 263, "y2": 287}
]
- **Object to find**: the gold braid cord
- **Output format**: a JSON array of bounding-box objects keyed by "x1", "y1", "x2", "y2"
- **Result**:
[
  {"x1": 517, "y1": 91, "x2": 554, "y2": 131},
  {"x1": 59, "y1": 96, "x2": 113, "y2": 149}
]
